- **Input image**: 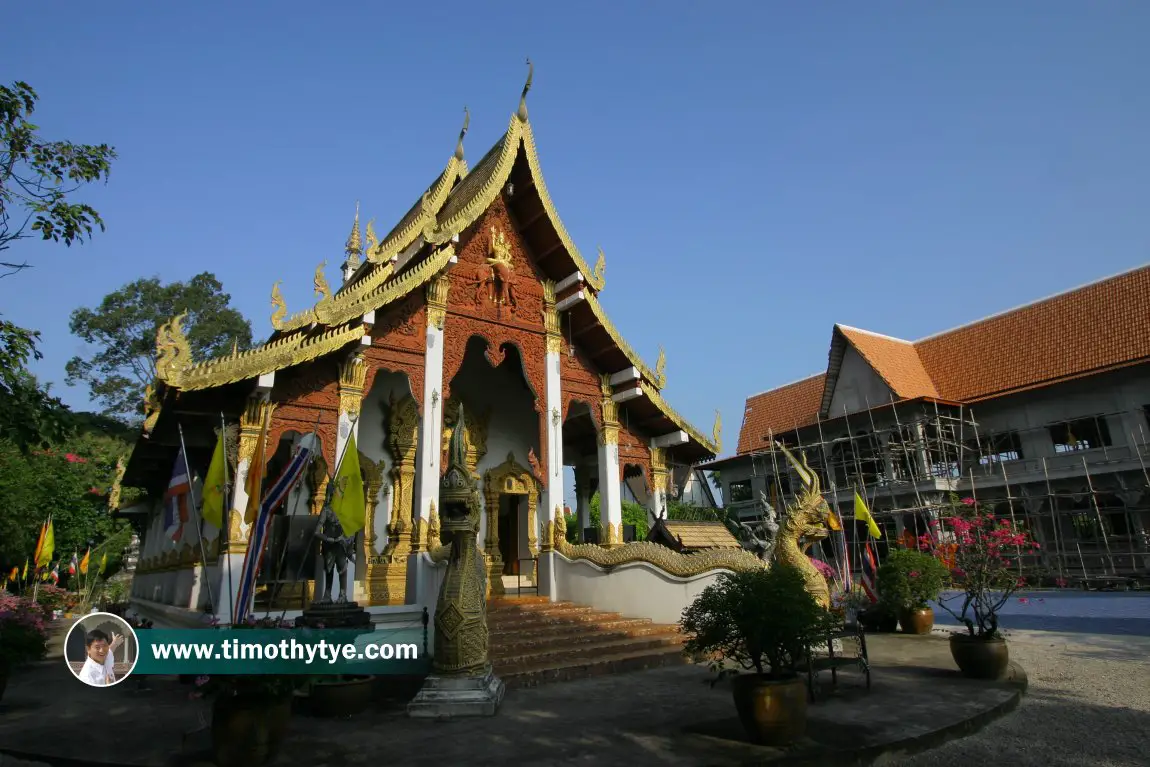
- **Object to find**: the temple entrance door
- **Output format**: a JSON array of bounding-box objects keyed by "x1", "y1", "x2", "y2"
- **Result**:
[{"x1": 498, "y1": 494, "x2": 522, "y2": 575}]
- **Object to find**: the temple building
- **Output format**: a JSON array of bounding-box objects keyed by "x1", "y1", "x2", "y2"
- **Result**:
[{"x1": 120, "y1": 74, "x2": 727, "y2": 626}]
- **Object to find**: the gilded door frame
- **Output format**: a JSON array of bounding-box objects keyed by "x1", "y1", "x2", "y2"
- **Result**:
[{"x1": 482, "y1": 452, "x2": 539, "y2": 595}]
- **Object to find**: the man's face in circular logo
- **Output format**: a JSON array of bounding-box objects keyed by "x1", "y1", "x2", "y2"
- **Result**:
[{"x1": 86, "y1": 632, "x2": 110, "y2": 663}]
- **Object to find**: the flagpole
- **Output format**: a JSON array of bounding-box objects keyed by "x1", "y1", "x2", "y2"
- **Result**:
[
  {"x1": 31, "y1": 514, "x2": 50, "y2": 605},
  {"x1": 178, "y1": 422, "x2": 218, "y2": 613},
  {"x1": 265, "y1": 411, "x2": 323, "y2": 616},
  {"x1": 233, "y1": 404, "x2": 273, "y2": 624},
  {"x1": 220, "y1": 412, "x2": 236, "y2": 627},
  {"x1": 279, "y1": 412, "x2": 359, "y2": 620}
]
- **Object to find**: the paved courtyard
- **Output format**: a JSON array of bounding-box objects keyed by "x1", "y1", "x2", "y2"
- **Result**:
[{"x1": 931, "y1": 590, "x2": 1150, "y2": 636}]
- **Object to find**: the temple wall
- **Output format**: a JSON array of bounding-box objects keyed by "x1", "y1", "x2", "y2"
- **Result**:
[{"x1": 551, "y1": 553, "x2": 724, "y2": 625}]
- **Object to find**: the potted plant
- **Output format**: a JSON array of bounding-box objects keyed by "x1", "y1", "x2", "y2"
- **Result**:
[
  {"x1": 0, "y1": 594, "x2": 49, "y2": 703},
  {"x1": 191, "y1": 616, "x2": 310, "y2": 767},
  {"x1": 681, "y1": 565, "x2": 838, "y2": 746},
  {"x1": 857, "y1": 599, "x2": 898, "y2": 632},
  {"x1": 831, "y1": 584, "x2": 871, "y2": 626},
  {"x1": 875, "y1": 548, "x2": 948, "y2": 634},
  {"x1": 933, "y1": 496, "x2": 1039, "y2": 679}
]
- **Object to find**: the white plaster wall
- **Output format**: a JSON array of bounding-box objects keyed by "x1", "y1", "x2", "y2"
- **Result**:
[
  {"x1": 552, "y1": 554, "x2": 726, "y2": 625},
  {"x1": 827, "y1": 345, "x2": 893, "y2": 418}
]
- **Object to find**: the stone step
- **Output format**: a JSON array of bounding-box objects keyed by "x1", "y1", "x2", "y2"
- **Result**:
[
  {"x1": 491, "y1": 623, "x2": 682, "y2": 657},
  {"x1": 491, "y1": 633, "x2": 686, "y2": 667},
  {"x1": 488, "y1": 595, "x2": 551, "y2": 606},
  {"x1": 488, "y1": 601, "x2": 593, "y2": 616},
  {"x1": 496, "y1": 644, "x2": 690, "y2": 689},
  {"x1": 488, "y1": 616, "x2": 660, "y2": 642},
  {"x1": 487, "y1": 609, "x2": 623, "y2": 631},
  {"x1": 486, "y1": 605, "x2": 599, "y2": 626}
]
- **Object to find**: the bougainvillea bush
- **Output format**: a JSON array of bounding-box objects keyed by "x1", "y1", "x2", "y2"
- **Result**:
[
  {"x1": 0, "y1": 593, "x2": 49, "y2": 667},
  {"x1": 929, "y1": 496, "x2": 1040, "y2": 639}
]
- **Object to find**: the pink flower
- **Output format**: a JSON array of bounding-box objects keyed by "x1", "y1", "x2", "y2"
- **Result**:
[
  {"x1": 909, "y1": 571, "x2": 920, "y2": 578},
  {"x1": 64, "y1": 453, "x2": 87, "y2": 463},
  {"x1": 960, "y1": 497, "x2": 976, "y2": 506}
]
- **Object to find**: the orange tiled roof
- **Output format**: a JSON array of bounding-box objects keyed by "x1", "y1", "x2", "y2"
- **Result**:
[
  {"x1": 735, "y1": 265, "x2": 1150, "y2": 455},
  {"x1": 738, "y1": 374, "x2": 825, "y2": 454}
]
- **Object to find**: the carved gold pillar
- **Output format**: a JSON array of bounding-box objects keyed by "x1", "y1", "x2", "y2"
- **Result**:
[
  {"x1": 597, "y1": 375, "x2": 624, "y2": 548},
  {"x1": 650, "y1": 446, "x2": 669, "y2": 519},
  {"x1": 483, "y1": 483, "x2": 505, "y2": 598},
  {"x1": 228, "y1": 396, "x2": 276, "y2": 555},
  {"x1": 367, "y1": 391, "x2": 419, "y2": 604}
]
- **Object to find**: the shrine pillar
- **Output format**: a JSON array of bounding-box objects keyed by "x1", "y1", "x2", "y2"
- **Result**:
[
  {"x1": 539, "y1": 282, "x2": 564, "y2": 598},
  {"x1": 597, "y1": 375, "x2": 624, "y2": 548},
  {"x1": 649, "y1": 446, "x2": 669, "y2": 520},
  {"x1": 216, "y1": 393, "x2": 275, "y2": 625},
  {"x1": 410, "y1": 273, "x2": 449, "y2": 596},
  {"x1": 336, "y1": 347, "x2": 369, "y2": 602},
  {"x1": 367, "y1": 392, "x2": 419, "y2": 604}
]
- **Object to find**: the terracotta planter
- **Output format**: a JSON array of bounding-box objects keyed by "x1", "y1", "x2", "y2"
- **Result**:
[
  {"x1": 949, "y1": 634, "x2": 1010, "y2": 680},
  {"x1": 305, "y1": 675, "x2": 374, "y2": 717},
  {"x1": 730, "y1": 673, "x2": 808, "y2": 746},
  {"x1": 211, "y1": 694, "x2": 292, "y2": 767},
  {"x1": 900, "y1": 607, "x2": 935, "y2": 635}
]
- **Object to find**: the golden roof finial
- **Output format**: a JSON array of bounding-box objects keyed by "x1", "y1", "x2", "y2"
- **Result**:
[
  {"x1": 314, "y1": 260, "x2": 331, "y2": 300},
  {"x1": 593, "y1": 246, "x2": 606, "y2": 283},
  {"x1": 518, "y1": 58, "x2": 533, "y2": 121},
  {"x1": 345, "y1": 201, "x2": 362, "y2": 269},
  {"x1": 655, "y1": 346, "x2": 666, "y2": 382},
  {"x1": 455, "y1": 106, "x2": 470, "y2": 161},
  {"x1": 712, "y1": 410, "x2": 722, "y2": 452}
]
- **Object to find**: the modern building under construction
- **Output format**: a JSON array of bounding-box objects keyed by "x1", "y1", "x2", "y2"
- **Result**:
[{"x1": 702, "y1": 265, "x2": 1150, "y2": 584}]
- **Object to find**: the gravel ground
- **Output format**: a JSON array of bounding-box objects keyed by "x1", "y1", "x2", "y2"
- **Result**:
[{"x1": 896, "y1": 630, "x2": 1150, "y2": 767}]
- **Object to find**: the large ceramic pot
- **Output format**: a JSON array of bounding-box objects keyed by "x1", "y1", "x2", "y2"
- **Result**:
[
  {"x1": 949, "y1": 634, "x2": 1010, "y2": 680},
  {"x1": 211, "y1": 694, "x2": 292, "y2": 767},
  {"x1": 305, "y1": 675, "x2": 374, "y2": 717},
  {"x1": 730, "y1": 673, "x2": 808, "y2": 746},
  {"x1": 900, "y1": 607, "x2": 935, "y2": 635}
]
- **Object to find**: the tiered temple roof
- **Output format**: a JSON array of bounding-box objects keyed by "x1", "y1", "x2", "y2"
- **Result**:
[{"x1": 147, "y1": 74, "x2": 717, "y2": 462}]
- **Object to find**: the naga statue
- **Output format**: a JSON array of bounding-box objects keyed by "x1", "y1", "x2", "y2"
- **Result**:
[
  {"x1": 772, "y1": 441, "x2": 834, "y2": 609},
  {"x1": 429, "y1": 403, "x2": 490, "y2": 675}
]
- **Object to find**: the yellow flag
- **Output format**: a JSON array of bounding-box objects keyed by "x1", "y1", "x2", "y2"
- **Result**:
[
  {"x1": 98, "y1": 552, "x2": 108, "y2": 575},
  {"x1": 22, "y1": 558, "x2": 28, "y2": 579},
  {"x1": 79, "y1": 548, "x2": 91, "y2": 575},
  {"x1": 34, "y1": 518, "x2": 55, "y2": 568},
  {"x1": 201, "y1": 430, "x2": 228, "y2": 529},
  {"x1": 331, "y1": 434, "x2": 366, "y2": 536},
  {"x1": 854, "y1": 491, "x2": 882, "y2": 539}
]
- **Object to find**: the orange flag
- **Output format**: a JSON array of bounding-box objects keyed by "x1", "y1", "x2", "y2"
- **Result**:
[{"x1": 243, "y1": 411, "x2": 271, "y2": 525}]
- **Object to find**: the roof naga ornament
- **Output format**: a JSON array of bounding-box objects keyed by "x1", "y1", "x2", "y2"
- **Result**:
[
  {"x1": 593, "y1": 246, "x2": 606, "y2": 284},
  {"x1": 712, "y1": 410, "x2": 722, "y2": 454},
  {"x1": 655, "y1": 346, "x2": 666, "y2": 385},
  {"x1": 314, "y1": 260, "x2": 331, "y2": 301},
  {"x1": 155, "y1": 311, "x2": 193, "y2": 383},
  {"x1": 364, "y1": 219, "x2": 379, "y2": 258},
  {"x1": 270, "y1": 281, "x2": 287, "y2": 331},
  {"x1": 456, "y1": 106, "x2": 470, "y2": 161}
]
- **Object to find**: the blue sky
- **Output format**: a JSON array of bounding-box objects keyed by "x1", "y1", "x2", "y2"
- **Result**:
[{"x1": 4, "y1": 2, "x2": 1149, "y2": 462}]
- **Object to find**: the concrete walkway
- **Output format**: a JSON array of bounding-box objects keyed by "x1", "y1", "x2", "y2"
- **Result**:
[{"x1": 0, "y1": 631, "x2": 1022, "y2": 767}]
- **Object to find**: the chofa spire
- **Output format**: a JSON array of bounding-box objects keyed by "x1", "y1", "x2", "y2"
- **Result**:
[
  {"x1": 517, "y1": 58, "x2": 533, "y2": 121},
  {"x1": 455, "y1": 106, "x2": 470, "y2": 161}
]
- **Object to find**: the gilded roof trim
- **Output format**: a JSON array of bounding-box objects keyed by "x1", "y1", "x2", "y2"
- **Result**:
[
  {"x1": 316, "y1": 244, "x2": 455, "y2": 328},
  {"x1": 429, "y1": 115, "x2": 522, "y2": 243},
  {"x1": 639, "y1": 381, "x2": 717, "y2": 455},
  {"x1": 163, "y1": 324, "x2": 365, "y2": 391},
  {"x1": 584, "y1": 290, "x2": 665, "y2": 388},
  {"x1": 366, "y1": 156, "x2": 462, "y2": 264}
]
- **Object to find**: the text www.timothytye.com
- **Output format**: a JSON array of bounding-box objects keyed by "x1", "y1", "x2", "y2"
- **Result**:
[{"x1": 150, "y1": 639, "x2": 419, "y2": 664}]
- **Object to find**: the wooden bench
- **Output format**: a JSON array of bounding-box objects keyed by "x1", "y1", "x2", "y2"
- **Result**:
[{"x1": 805, "y1": 624, "x2": 871, "y2": 701}]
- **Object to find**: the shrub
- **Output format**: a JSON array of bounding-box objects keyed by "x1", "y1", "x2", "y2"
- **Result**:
[{"x1": 875, "y1": 548, "x2": 949, "y2": 611}]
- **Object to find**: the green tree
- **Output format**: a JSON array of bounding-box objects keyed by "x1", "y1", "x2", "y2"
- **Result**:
[
  {"x1": 0, "y1": 430, "x2": 132, "y2": 576},
  {"x1": 66, "y1": 272, "x2": 255, "y2": 421},
  {"x1": 0, "y1": 319, "x2": 74, "y2": 452},
  {"x1": 1, "y1": 81, "x2": 116, "y2": 276},
  {"x1": 563, "y1": 492, "x2": 650, "y2": 542}
]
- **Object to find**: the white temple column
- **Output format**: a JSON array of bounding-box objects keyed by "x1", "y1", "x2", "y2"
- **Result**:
[
  {"x1": 410, "y1": 274, "x2": 449, "y2": 598},
  {"x1": 574, "y1": 466, "x2": 593, "y2": 540},
  {"x1": 538, "y1": 283, "x2": 564, "y2": 597},
  {"x1": 648, "y1": 446, "x2": 668, "y2": 524},
  {"x1": 597, "y1": 375, "x2": 623, "y2": 547},
  {"x1": 336, "y1": 344, "x2": 369, "y2": 603}
]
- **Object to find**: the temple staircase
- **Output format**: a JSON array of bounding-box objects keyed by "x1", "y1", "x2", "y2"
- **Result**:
[{"x1": 488, "y1": 596, "x2": 688, "y2": 689}]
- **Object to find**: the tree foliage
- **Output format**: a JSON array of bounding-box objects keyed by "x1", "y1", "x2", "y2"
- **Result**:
[
  {"x1": 66, "y1": 272, "x2": 254, "y2": 421},
  {"x1": 1, "y1": 81, "x2": 116, "y2": 276},
  {"x1": 0, "y1": 430, "x2": 133, "y2": 577},
  {"x1": 0, "y1": 318, "x2": 74, "y2": 452}
]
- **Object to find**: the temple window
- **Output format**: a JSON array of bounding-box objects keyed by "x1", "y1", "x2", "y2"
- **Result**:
[{"x1": 1050, "y1": 417, "x2": 1112, "y2": 453}]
